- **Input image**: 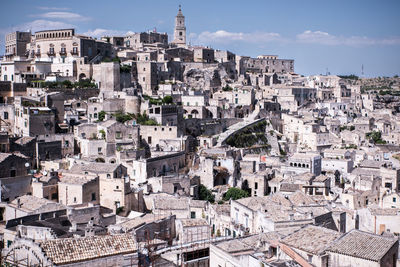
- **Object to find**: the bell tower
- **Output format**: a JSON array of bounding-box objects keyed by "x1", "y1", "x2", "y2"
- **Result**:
[{"x1": 173, "y1": 5, "x2": 186, "y2": 47}]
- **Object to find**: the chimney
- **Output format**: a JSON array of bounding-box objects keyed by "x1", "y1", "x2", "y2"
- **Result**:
[{"x1": 17, "y1": 198, "x2": 21, "y2": 208}]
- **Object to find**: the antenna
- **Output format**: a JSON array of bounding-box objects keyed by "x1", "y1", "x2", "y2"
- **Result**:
[{"x1": 361, "y1": 64, "x2": 364, "y2": 77}]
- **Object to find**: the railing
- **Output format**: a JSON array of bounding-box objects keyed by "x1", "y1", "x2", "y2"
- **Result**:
[
  {"x1": 47, "y1": 51, "x2": 55, "y2": 56},
  {"x1": 70, "y1": 50, "x2": 79, "y2": 55},
  {"x1": 60, "y1": 50, "x2": 67, "y2": 56}
]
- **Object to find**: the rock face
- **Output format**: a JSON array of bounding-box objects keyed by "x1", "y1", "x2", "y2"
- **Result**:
[{"x1": 183, "y1": 63, "x2": 234, "y2": 91}]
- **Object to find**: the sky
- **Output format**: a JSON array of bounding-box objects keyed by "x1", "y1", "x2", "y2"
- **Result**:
[{"x1": 0, "y1": 0, "x2": 399, "y2": 77}]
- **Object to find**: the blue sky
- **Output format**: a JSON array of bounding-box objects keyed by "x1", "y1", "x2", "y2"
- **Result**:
[{"x1": 1, "y1": 0, "x2": 399, "y2": 77}]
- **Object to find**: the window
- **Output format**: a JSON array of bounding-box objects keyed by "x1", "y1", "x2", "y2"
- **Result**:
[
  {"x1": 98, "y1": 147, "x2": 102, "y2": 153},
  {"x1": 394, "y1": 197, "x2": 397, "y2": 203},
  {"x1": 115, "y1": 131, "x2": 122, "y2": 139},
  {"x1": 4, "y1": 112, "x2": 8, "y2": 120},
  {"x1": 91, "y1": 193, "x2": 96, "y2": 201},
  {"x1": 107, "y1": 174, "x2": 111, "y2": 179},
  {"x1": 116, "y1": 185, "x2": 119, "y2": 189},
  {"x1": 73, "y1": 197, "x2": 77, "y2": 203},
  {"x1": 255, "y1": 182, "x2": 258, "y2": 190},
  {"x1": 115, "y1": 201, "x2": 120, "y2": 208},
  {"x1": 191, "y1": 211, "x2": 196, "y2": 218}
]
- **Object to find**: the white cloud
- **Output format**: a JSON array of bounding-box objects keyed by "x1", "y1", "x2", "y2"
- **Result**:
[
  {"x1": 0, "y1": 20, "x2": 75, "y2": 50},
  {"x1": 34, "y1": 11, "x2": 90, "y2": 21},
  {"x1": 83, "y1": 29, "x2": 131, "y2": 38},
  {"x1": 192, "y1": 30, "x2": 285, "y2": 45},
  {"x1": 189, "y1": 29, "x2": 400, "y2": 48},
  {"x1": 37, "y1": 7, "x2": 70, "y2": 11},
  {"x1": 0, "y1": 20, "x2": 75, "y2": 36},
  {"x1": 296, "y1": 30, "x2": 400, "y2": 46}
]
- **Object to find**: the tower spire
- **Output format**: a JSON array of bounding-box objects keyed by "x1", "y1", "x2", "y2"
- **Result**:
[{"x1": 172, "y1": 5, "x2": 186, "y2": 47}]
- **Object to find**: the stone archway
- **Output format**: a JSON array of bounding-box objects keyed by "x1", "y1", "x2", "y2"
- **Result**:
[{"x1": 79, "y1": 73, "x2": 86, "y2": 81}]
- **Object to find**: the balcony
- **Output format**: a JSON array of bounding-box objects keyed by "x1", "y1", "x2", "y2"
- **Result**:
[
  {"x1": 59, "y1": 50, "x2": 67, "y2": 56},
  {"x1": 35, "y1": 51, "x2": 41, "y2": 57},
  {"x1": 70, "y1": 50, "x2": 79, "y2": 55},
  {"x1": 47, "y1": 51, "x2": 55, "y2": 56}
]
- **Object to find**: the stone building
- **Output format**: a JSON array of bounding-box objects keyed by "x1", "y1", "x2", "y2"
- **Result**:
[
  {"x1": 283, "y1": 153, "x2": 322, "y2": 176},
  {"x1": 326, "y1": 230, "x2": 398, "y2": 267},
  {"x1": 31, "y1": 172, "x2": 59, "y2": 201},
  {"x1": 147, "y1": 104, "x2": 183, "y2": 126},
  {"x1": 124, "y1": 31, "x2": 168, "y2": 49},
  {"x1": 58, "y1": 174, "x2": 99, "y2": 206},
  {"x1": 2, "y1": 234, "x2": 139, "y2": 267},
  {"x1": 28, "y1": 29, "x2": 112, "y2": 63},
  {"x1": 242, "y1": 55, "x2": 294, "y2": 74},
  {"x1": 66, "y1": 163, "x2": 138, "y2": 213},
  {"x1": 193, "y1": 47, "x2": 215, "y2": 63},
  {"x1": 130, "y1": 151, "x2": 186, "y2": 184},
  {"x1": 172, "y1": 6, "x2": 186, "y2": 47},
  {"x1": 0, "y1": 152, "x2": 31, "y2": 202},
  {"x1": 4, "y1": 195, "x2": 66, "y2": 221},
  {"x1": 279, "y1": 225, "x2": 342, "y2": 267},
  {"x1": 175, "y1": 218, "x2": 210, "y2": 244},
  {"x1": 4, "y1": 31, "x2": 32, "y2": 61}
]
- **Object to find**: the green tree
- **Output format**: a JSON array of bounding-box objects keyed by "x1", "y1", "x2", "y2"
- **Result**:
[
  {"x1": 223, "y1": 187, "x2": 249, "y2": 201},
  {"x1": 98, "y1": 111, "x2": 106, "y2": 122},
  {"x1": 162, "y1": 95, "x2": 173, "y2": 104},
  {"x1": 198, "y1": 184, "x2": 215, "y2": 203},
  {"x1": 62, "y1": 80, "x2": 73, "y2": 89},
  {"x1": 115, "y1": 112, "x2": 133, "y2": 123},
  {"x1": 366, "y1": 131, "x2": 386, "y2": 144},
  {"x1": 99, "y1": 129, "x2": 106, "y2": 139}
]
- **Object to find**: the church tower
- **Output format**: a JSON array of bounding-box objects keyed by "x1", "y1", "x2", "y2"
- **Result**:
[{"x1": 173, "y1": 5, "x2": 186, "y2": 47}]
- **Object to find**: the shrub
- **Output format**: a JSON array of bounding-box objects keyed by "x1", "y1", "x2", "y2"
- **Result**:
[
  {"x1": 99, "y1": 129, "x2": 106, "y2": 139},
  {"x1": 115, "y1": 112, "x2": 133, "y2": 123},
  {"x1": 223, "y1": 187, "x2": 249, "y2": 201},
  {"x1": 162, "y1": 95, "x2": 173, "y2": 104},
  {"x1": 98, "y1": 111, "x2": 106, "y2": 122},
  {"x1": 198, "y1": 184, "x2": 215, "y2": 203}
]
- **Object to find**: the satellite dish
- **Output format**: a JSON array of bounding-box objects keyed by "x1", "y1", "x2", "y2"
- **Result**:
[
  {"x1": 25, "y1": 162, "x2": 30, "y2": 168},
  {"x1": 43, "y1": 171, "x2": 48, "y2": 176}
]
